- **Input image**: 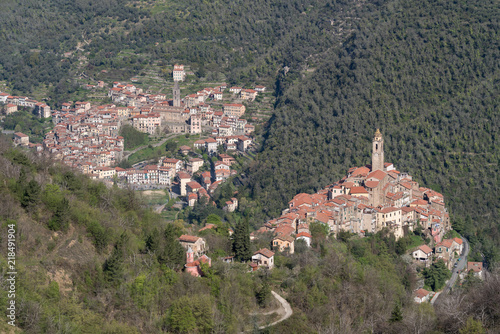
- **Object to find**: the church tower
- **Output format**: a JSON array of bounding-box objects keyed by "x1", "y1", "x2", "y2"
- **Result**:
[
  {"x1": 173, "y1": 81, "x2": 181, "y2": 107},
  {"x1": 372, "y1": 129, "x2": 384, "y2": 171}
]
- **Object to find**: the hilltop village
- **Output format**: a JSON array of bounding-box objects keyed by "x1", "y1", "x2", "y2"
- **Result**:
[
  {"x1": 177, "y1": 130, "x2": 477, "y2": 303},
  {"x1": 3, "y1": 65, "x2": 260, "y2": 201}
]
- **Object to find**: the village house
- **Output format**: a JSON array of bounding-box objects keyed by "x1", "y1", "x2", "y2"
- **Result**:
[
  {"x1": 13, "y1": 132, "x2": 29, "y2": 146},
  {"x1": 223, "y1": 197, "x2": 238, "y2": 212},
  {"x1": 272, "y1": 235, "x2": 295, "y2": 254},
  {"x1": 414, "y1": 289, "x2": 431, "y2": 303},
  {"x1": 296, "y1": 232, "x2": 312, "y2": 247},
  {"x1": 173, "y1": 64, "x2": 186, "y2": 81},
  {"x1": 187, "y1": 158, "x2": 204, "y2": 174},
  {"x1": 5, "y1": 103, "x2": 18, "y2": 115},
  {"x1": 185, "y1": 247, "x2": 211, "y2": 277},
  {"x1": 252, "y1": 248, "x2": 275, "y2": 269},
  {"x1": 178, "y1": 235, "x2": 207, "y2": 256},
  {"x1": 223, "y1": 103, "x2": 246, "y2": 117},
  {"x1": 466, "y1": 262, "x2": 484, "y2": 279},
  {"x1": 412, "y1": 244, "x2": 433, "y2": 267}
]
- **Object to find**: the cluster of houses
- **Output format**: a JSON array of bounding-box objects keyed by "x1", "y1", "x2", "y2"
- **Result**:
[
  {"x1": 248, "y1": 130, "x2": 451, "y2": 260},
  {"x1": 0, "y1": 91, "x2": 51, "y2": 118},
  {"x1": 106, "y1": 75, "x2": 262, "y2": 138},
  {"x1": 177, "y1": 232, "x2": 277, "y2": 276},
  {"x1": 42, "y1": 103, "x2": 125, "y2": 171},
  {"x1": 413, "y1": 260, "x2": 484, "y2": 304},
  {"x1": 175, "y1": 153, "x2": 240, "y2": 209},
  {"x1": 412, "y1": 238, "x2": 464, "y2": 269}
]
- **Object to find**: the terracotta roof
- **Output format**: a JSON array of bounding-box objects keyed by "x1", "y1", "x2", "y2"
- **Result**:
[
  {"x1": 453, "y1": 237, "x2": 463, "y2": 245},
  {"x1": 254, "y1": 248, "x2": 275, "y2": 258},
  {"x1": 179, "y1": 235, "x2": 200, "y2": 243},
  {"x1": 177, "y1": 172, "x2": 191, "y2": 179},
  {"x1": 418, "y1": 245, "x2": 433, "y2": 254},
  {"x1": 296, "y1": 232, "x2": 312, "y2": 238},
  {"x1": 467, "y1": 262, "x2": 483, "y2": 273},
  {"x1": 365, "y1": 180, "x2": 379, "y2": 188},
  {"x1": 367, "y1": 169, "x2": 387, "y2": 180},
  {"x1": 350, "y1": 186, "x2": 369, "y2": 194},
  {"x1": 415, "y1": 288, "x2": 430, "y2": 299}
]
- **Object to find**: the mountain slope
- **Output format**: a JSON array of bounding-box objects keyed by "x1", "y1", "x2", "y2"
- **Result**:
[{"x1": 245, "y1": 0, "x2": 500, "y2": 263}]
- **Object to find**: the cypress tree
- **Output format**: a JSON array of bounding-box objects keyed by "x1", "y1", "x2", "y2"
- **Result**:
[
  {"x1": 159, "y1": 224, "x2": 185, "y2": 270},
  {"x1": 233, "y1": 219, "x2": 251, "y2": 262}
]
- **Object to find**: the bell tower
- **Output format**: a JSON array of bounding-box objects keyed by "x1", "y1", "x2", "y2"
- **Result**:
[
  {"x1": 372, "y1": 129, "x2": 384, "y2": 171},
  {"x1": 173, "y1": 81, "x2": 181, "y2": 107}
]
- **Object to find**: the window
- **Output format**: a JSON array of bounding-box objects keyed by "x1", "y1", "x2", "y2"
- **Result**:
[{"x1": 376, "y1": 144, "x2": 378, "y2": 150}]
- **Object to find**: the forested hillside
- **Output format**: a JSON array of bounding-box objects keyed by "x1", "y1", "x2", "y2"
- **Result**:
[
  {"x1": 0, "y1": 0, "x2": 144, "y2": 96},
  {"x1": 0, "y1": 0, "x2": 356, "y2": 100},
  {"x1": 2, "y1": 138, "x2": 499, "y2": 333},
  {"x1": 245, "y1": 0, "x2": 500, "y2": 265}
]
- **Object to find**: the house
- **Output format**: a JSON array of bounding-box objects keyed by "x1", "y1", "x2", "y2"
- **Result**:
[
  {"x1": 453, "y1": 237, "x2": 464, "y2": 254},
  {"x1": 185, "y1": 247, "x2": 211, "y2": 277},
  {"x1": 173, "y1": 64, "x2": 186, "y2": 82},
  {"x1": 13, "y1": 132, "x2": 29, "y2": 146},
  {"x1": 5, "y1": 103, "x2": 18, "y2": 115},
  {"x1": 178, "y1": 235, "x2": 207, "y2": 256},
  {"x1": 467, "y1": 262, "x2": 484, "y2": 279},
  {"x1": 254, "y1": 85, "x2": 266, "y2": 92},
  {"x1": 177, "y1": 172, "x2": 191, "y2": 196},
  {"x1": 178, "y1": 145, "x2": 191, "y2": 155},
  {"x1": 412, "y1": 244, "x2": 433, "y2": 266},
  {"x1": 252, "y1": 248, "x2": 275, "y2": 269},
  {"x1": 296, "y1": 232, "x2": 312, "y2": 247},
  {"x1": 240, "y1": 89, "x2": 257, "y2": 101},
  {"x1": 223, "y1": 104, "x2": 246, "y2": 117},
  {"x1": 163, "y1": 158, "x2": 183, "y2": 172},
  {"x1": 414, "y1": 289, "x2": 431, "y2": 303},
  {"x1": 223, "y1": 198, "x2": 238, "y2": 212},
  {"x1": 229, "y1": 86, "x2": 242, "y2": 94},
  {"x1": 187, "y1": 158, "x2": 204, "y2": 173},
  {"x1": 237, "y1": 136, "x2": 252, "y2": 152},
  {"x1": 272, "y1": 235, "x2": 295, "y2": 254},
  {"x1": 205, "y1": 138, "x2": 218, "y2": 154}
]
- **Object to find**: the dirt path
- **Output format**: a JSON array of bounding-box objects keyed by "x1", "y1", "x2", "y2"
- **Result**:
[{"x1": 258, "y1": 291, "x2": 293, "y2": 329}]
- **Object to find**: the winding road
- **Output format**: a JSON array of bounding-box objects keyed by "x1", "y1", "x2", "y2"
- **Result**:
[
  {"x1": 433, "y1": 236, "x2": 469, "y2": 304},
  {"x1": 258, "y1": 291, "x2": 293, "y2": 329}
]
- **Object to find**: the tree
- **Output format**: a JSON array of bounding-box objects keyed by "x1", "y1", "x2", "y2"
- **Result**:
[
  {"x1": 233, "y1": 219, "x2": 251, "y2": 262},
  {"x1": 158, "y1": 224, "x2": 185, "y2": 269},
  {"x1": 21, "y1": 179, "x2": 41, "y2": 208},
  {"x1": 389, "y1": 303, "x2": 403, "y2": 323},
  {"x1": 459, "y1": 317, "x2": 485, "y2": 334},
  {"x1": 256, "y1": 280, "x2": 271, "y2": 307},
  {"x1": 103, "y1": 233, "x2": 129, "y2": 283},
  {"x1": 422, "y1": 260, "x2": 451, "y2": 291}
]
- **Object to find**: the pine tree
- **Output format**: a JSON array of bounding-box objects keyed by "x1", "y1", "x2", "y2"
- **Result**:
[
  {"x1": 159, "y1": 224, "x2": 185, "y2": 270},
  {"x1": 233, "y1": 219, "x2": 251, "y2": 262}
]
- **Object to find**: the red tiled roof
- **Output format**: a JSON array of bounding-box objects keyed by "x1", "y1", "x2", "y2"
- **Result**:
[
  {"x1": 254, "y1": 248, "x2": 274, "y2": 258},
  {"x1": 365, "y1": 180, "x2": 379, "y2": 188},
  {"x1": 367, "y1": 169, "x2": 387, "y2": 180},
  {"x1": 415, "y1": 288, "x2": 430, "y2": 299},
  {"x1": 296, "y1": 232, "x2": 312, "y2": 238},
  {"x1": 179, "y1": 235, "x2": 200, "y2": 243},
  {"x1": 418, "y1": 245, "x2": 433, "y2": 254},
  {"x1": 467, "y1": 262, "x2": 483, "y2": 273}
]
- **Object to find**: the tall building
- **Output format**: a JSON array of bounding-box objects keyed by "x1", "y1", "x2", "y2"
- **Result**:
[
  {"x1": 372, "y1": 129, "x2": 384, "y2": 171},
  {"x1": 173, "y1": 81, "x2": 181, "y2": 107}
]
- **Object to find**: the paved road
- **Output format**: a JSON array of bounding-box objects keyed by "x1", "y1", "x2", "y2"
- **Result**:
[{"x1": 434, "y1": 236, "x2": 469, "y2": 304}]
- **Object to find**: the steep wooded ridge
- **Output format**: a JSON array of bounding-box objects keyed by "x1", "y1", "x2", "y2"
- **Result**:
[
  {"x1": 2, "y1": 139, "x2": 499, "y2": 333},
  {"x1": 246, "y1": 0, "x2": 500, "y2": 264},
  {"x1": 0, "y1": 0, "x2": 354, "y2": 99}
]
